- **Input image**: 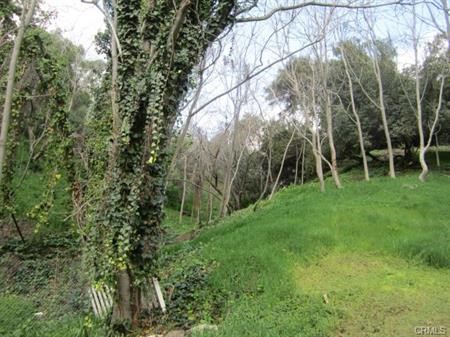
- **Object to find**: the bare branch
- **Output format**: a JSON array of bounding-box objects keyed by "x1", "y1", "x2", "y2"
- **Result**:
[
  {"x1": 81, "y1": 0, "x2": 123, "y2": 57},
  {"x1": 191, "y1": 37, "x2": 324, "y2": 116},
  {"x1": 425, "y1": 75, "x2": 445, "y2": 151},
  {"x1": 236, "y1": 0, "x2": 413, "y2": 23}
]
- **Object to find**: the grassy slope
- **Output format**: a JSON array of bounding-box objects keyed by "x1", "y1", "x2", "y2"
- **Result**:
[{"x1": 169, "y1": 173, "x2": 450, "y2": 337}]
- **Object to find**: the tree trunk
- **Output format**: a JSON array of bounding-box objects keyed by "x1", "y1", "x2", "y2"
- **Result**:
[
  {"x1": 419, "y1": 76, "x2": 445, "y2": 181},
  {"x1": 412, "y1": 5, "x2": 444, "y2": 182},
  {"x1": 294, "y1": 144, "x2": 300, "y2": 185},
  {"x1": 220, "y1": 155, "x2": 232, "y2": 217},
  {"x1": 365, "y1": 17, "x2": 395, "y2": 178},
  {"x1": 179, "y1": 155, "x2": 187, "y2": 224},
  {"x1": 207, "y1": 182, "x2": 213, "y2": 223},
  {"x1": 110, "y1": 0, "x2": 120, "y2": 163},
  {"x1": 442, "y1": 0, "x2": 450, "y2": 56},
  {"x1": 0, "y1": 0, "x2": 37, "y2": 183},
  {"x1": 193, "y1": 173, "x2": 202, "y2": 224},
  {"x1": 269, "y1": 128, "x2": 295, "y2": 199},
  {"x1": 375, "y1": 63, "x2": 395, "y2": 178},
  {"x1": 89, "y1": 0, "x2": 236, "y2": 330},
  {"x1": 325, "y1": 94, "x2": 342, "y2": 188},
  {"x1": 315, "y1": 130, "x2": 325, "y2": 192},
  {"x1": 340, "y1": 47, "x2": 370, "y2": 181},
  {"x1": 435, "y1": 134, "x2": 440, "y2": 168},
  {"x1": 190, "y1": 164, "x2": 198, "y2": 218},
  {"x1": 322, "y1": 38, "x2": 342, "y2": 189},
  {"x1": 111, "y1": 270, "x2": 133, "y2": 332},
  {"x1": 300, "y1": 139, "x2": 306, "y2": 185},
  {"x1": 413, "y1": 7, "x2": 428, "y2": 182},
  {"x1": 220, "y1": 103, "x2": 241, "y2": 217}
]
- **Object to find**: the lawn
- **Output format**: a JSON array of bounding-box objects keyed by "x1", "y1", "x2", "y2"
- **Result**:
[
  {"x1": 161, "y1": 173, "x2": 450, "y2": 337},
  {"x1": 2, "y1": 168, "x2": 449, "y2": 337}
]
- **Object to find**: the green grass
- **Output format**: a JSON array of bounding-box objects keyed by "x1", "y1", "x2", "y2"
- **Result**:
[
  {"x1": 11, "y1": 170, "x2": 72, "y2": 234},
  {"x1": 163, "y1": 207, "x2": 197, "y2": 236},
  {"x1": 0, "y1": 295, "x2": 107, "y2": 337},
  {"x1": 164, "y1": 173, "x2": 450, "y2": 337}
]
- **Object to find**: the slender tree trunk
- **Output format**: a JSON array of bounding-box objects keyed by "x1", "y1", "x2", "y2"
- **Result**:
[
  {"x1": 179, "y1": 155, "x2": 187, "y2": 224},
  {"x1": 219, "y1": 149, "x2": 233, "y2": 217},
  {"x1": 11, "y1": 213, "x2": 25, "y2": 243},
  {"x1": 413, "y1": 6, "x2": 428, "y2": 182},
  {"x1": 419, "y1": 77, "x2": 445, "y2": 181},
  {"x1": 411, "y1": 5, "x2": 444, "y2": 182},
  {"x1": 325, "y1": 94, "x2": 342, "y2": 188},
  {"x1": 0, "y1": 0, "x2": 37, "y2": 183},
  {"x1": 190, "y1": 164, "x2": 198, "y2": 218},
  {"x1": 321, "y1": 38, "x2": 342, "y2": 189},
  {"x1": 301, "y1": 138, "x2": 306, "y2": 185},
  {"x1": 374, "y1": 62, "x2": 395, "y2": 178},
  {"x1": 435, "y1": 134, "x2": 440, "y2": 168},
  {"x1": 193, "y1": 173, "x2": 202, "y2": 224},
  {"x1": 255, "y1": 147, "x2": 272, "y2": 207},
  {"x1": 166, "y1": 68, "x2": 204, "y2": 182},
  {"x1": 221, "y1": 134, "x2": 247, "y2": 215},
  {"x1": 442, "y1": 0, "x2": 450, "y2": 56},
  {"x1": 355, "y1": 116, "x2": 370, "y2": 181},
  {"x1": 341, "y1": 48, "x2": 370, "y2": 181},
  {"x1": 294, "y1": 144, "x2": 299, "y2": 185},
  {"x1": 364, "y1": 15, "x2": 395, "y2": 178},
  {"x1": 269, "y1": 128, "x2": 295, "y2": 199},
  {"x1": 315, "y1": 130, "x2": 325, "y2": 192},
  {"x1": 310, "y1": 63, "x2": 325, "y2": 191},
  {"x1": 208, "y1": 182, "x2": 213, "y2": 223},
  {"x1": 220, "y1": 104, "x2": 241, "y2": 217}
]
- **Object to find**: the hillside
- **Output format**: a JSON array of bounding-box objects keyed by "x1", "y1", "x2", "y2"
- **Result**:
[{"x1": 157, "y1": 173, "x2": 450, "y2": 337}]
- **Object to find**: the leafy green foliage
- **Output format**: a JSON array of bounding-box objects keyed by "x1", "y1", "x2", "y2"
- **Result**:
[
  {"x1": 0, "y1": 27, "x2": 80, "y2": 233},
  {"x1": 158, "y1": 257, "x2": 227, "y2": 328}
]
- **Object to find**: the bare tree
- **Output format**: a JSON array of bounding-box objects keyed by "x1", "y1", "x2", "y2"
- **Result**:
[
  {"x1": 281, "y1": 59, "x2": 327, "y2": 192},
  {"x1": 337, "y1": 42, "x2": 370, "y2": 181},
  {"x1": 219, "y1": 56, "x2": 252, "y2": 217},
  {"x1": 409, "y1": 2, "x2": 447, "y2": 181},
  {"x1": 361, "y1": 12, "x2": 396, "y2": 178},
  {"x1": 307, "y1": 7, "x2": 343, "y2": 188}
]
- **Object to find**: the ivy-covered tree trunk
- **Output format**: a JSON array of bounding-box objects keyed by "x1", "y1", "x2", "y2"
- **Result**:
[{"x1": 87, "y1": 0, "x2": 236, "y2": 331}]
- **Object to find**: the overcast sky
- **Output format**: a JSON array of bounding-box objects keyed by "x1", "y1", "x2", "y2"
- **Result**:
[
  {"x1": 40, "y1": 1, "x2": 446, "y2": 132},
  {"x1": 42, "y1": 0, "x2": 105, "y2": 59}
]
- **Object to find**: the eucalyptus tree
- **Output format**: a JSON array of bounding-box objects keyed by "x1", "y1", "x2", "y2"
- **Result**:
[
  {"x1": 271, "y1": 57, "x2": 342, "y2": 192},
  {"x1": 402, "y1": 5, "x2": 448, "y2": 181},
  {"x1": 335, "y1": 41, "x2": 370, "y2": 181},
  {"x1": 219, "y1": 56, "x2": 252, "y2": 217},
  {"x1": 309, "y1": 7, "x2": 343, "y2": 189},
  {"x1": 362, "y1": 12, "x2": 396, "y2": 178}
]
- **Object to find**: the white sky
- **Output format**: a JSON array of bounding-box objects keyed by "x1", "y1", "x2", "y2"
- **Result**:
[
  {"x1": 41, "y1": 1, "x2": 446, "y2": 133},
  {"x1": 42, "y1": 0, "x2": 105, "y2": 59}
]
